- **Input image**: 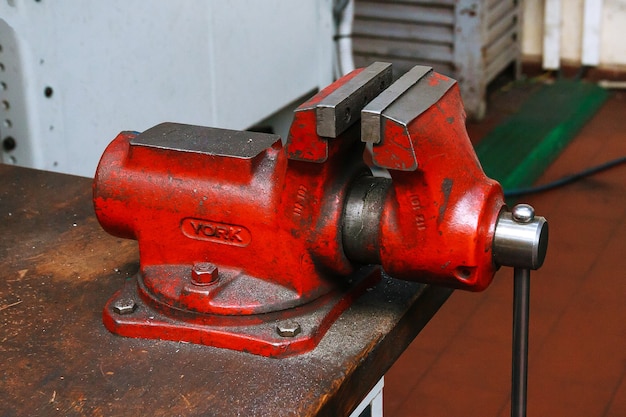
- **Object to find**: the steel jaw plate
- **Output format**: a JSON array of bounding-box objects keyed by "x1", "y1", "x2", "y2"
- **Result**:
[
  {"x1": 316, "y1": 61, "x2": 393, "y2": 138},
  {"x1": 361, "y1": 65, "x2": 456, "y2": 168}
]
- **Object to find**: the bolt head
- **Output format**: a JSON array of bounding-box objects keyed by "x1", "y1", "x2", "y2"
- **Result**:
[
  {"x1": 112, "y1": 298, "x2": 137, "y2": 315},
  {"x1": 191, "y1": 262, "x2": 219, "y2": 285},
  {"x1": 276, "y1": 321, "x2": 302, "y2": 338},
  {"x1": 512, "y1": 204, "x2": 535, "y2": 223}
]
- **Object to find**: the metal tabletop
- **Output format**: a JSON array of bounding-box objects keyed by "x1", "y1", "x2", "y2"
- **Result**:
[{"x1": 0, "y1": 165, "x2": 451, "y2": 417}]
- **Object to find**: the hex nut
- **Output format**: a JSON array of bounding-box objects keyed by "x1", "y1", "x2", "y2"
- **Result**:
[
  {"x1": 276, "y1": 321, "x2": 302, "y2": 338},
  {"x1": 112, "y1": 298, "x2": 137, "y2": 315},
  {"x1": 191, "y1": 262, "x2": 219, "y2": 285}
]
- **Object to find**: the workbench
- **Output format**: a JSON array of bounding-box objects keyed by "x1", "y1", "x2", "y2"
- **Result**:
[{"x1": 0, "y1": 165, "x2": 451, "y2": 416}]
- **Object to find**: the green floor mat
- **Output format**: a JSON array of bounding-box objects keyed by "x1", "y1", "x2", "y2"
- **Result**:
[{"x1": 475, "y1": 79, "x2": 609, "y2": 195}]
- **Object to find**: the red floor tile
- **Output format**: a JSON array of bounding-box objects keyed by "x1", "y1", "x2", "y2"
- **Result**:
[
  {"x1": 384, "y1": 89, "x2": 626, "y2": 417},
  {"x1": 605, "y1": 374, "x2": 626, "y2": 417}
]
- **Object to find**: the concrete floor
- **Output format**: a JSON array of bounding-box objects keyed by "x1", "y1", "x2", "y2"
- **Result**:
[{"x1": 383, "y1": 88, "x2": 626, "y2": 416}]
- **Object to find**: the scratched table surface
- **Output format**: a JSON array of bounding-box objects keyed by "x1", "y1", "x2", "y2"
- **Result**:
[{"x1": 0, "y1": 165, "x2": 451, "y2": 417}]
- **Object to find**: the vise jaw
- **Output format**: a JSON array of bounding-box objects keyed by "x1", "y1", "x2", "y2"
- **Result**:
[{"x1": 93, "y1": 62, "x2": 536, "y2": 357}]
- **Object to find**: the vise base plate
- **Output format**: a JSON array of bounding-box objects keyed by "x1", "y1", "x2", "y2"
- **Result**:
[{"x1": 103, "y1": 267, "x2": 380, "y2": 357}]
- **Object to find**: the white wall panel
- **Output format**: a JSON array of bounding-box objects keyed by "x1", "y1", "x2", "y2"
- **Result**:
[
  {"x1": 0, "y1": 0, "x2": 334, "y2": 177},
  {"x1": 523, "y1": 0, "x2": 626, "y2": 69}
]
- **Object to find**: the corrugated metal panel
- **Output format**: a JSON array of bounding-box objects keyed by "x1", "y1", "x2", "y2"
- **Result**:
[
  {"x1": 353, "y1": 1, "x2": 455, "y2": 78},
  {"x1": 352, "y1": 0, "x2": 522, "y2": 119},
  {"x1": 353, "y1": 37, "x2": 453, "y2": 63},
  {"x1": 353, "y1": 20, "x2": 454, "y2": 44},
  {"x1": 355, "y1": 2, "x2": 455, "y2": 25},
  {"x1": 484, "y1": 1, "x2": 521, "y2": 82}
]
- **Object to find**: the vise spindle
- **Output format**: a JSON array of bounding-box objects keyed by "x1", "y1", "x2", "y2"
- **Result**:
[{"x1": 93, "y1": 62, "x2": 547, "y2": 357}]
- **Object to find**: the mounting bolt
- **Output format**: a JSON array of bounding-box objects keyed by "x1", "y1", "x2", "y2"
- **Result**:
[
  {"x1": 191, "y1": 262, "x2": 219, "y2": 285},
  {"x1": 112, "y1": 298, "x2": 137, "y2": 315},
  {"x1": 512, "y1": 204, "x2": 535, "y2": 223},
  {"x1": 276, "y1": 321, "x2": 302, "y2": 338}
]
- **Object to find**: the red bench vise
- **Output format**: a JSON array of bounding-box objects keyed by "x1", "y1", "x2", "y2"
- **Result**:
[{"x1": 93, "y1": 62, "x2": 546, "y2": 357}]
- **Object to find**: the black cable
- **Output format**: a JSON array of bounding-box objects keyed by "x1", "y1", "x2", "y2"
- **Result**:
[{"x1": 504, "y1": 155, "x2": 626, "y2": 198}]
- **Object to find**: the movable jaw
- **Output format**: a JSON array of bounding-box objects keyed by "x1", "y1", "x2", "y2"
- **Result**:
[{"x1": 341, "y1": 66, "x2": 506, "y2": 291}]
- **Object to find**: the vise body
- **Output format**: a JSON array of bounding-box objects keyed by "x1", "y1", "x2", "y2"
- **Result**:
[{"x1": 93, "y1": 62, "x2": 546, "y2": 357}]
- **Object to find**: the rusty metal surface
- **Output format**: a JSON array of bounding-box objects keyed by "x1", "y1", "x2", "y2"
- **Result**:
[{"x1": 0, "y1": 165, "x2": 451, "y2": 417}]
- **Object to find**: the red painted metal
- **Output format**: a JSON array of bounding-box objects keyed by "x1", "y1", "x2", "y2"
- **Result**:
[
  {"x1": 93, "y1": 65, "x2": 504, "y2": 356},
  {"x1": 372, "y1": 71, "x2": 504, "y2": 291}
]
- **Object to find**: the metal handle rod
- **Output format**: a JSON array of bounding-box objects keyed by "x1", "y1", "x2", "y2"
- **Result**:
[
  {"x1": 512, "y1": 267, "x2": 530, "y2": 417},
  {"x1": 495, "y1": 204, "x2": 547, "y2": 417}
]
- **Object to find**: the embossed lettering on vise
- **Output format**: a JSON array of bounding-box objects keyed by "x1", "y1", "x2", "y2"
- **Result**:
[
  {"x1": 181, "y1": 218, "x2": 251, "y2": 247},
  {"x1": 293, "y1": 185, "x2": 308, "y2": 217},
  {"x1": 409, "y1": 194, "x2": 427, "y2": 231}
]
